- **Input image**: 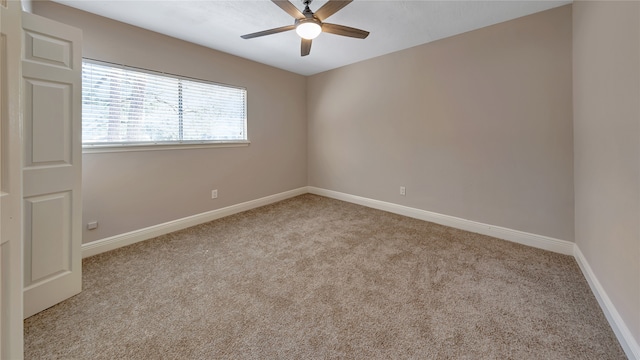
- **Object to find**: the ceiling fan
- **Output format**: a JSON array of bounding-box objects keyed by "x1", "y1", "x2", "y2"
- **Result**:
[{"x1": 241, "y1": 0, "x2": 369, "y2": 57}]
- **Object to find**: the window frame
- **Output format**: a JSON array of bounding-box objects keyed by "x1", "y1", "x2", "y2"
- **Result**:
[{"x1": 81, "y1": 58, "x2": 249, "y2": 153}]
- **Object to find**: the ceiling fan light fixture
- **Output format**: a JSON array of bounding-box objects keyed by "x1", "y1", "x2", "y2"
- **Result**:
[{"x1": 296, "y1": 19, "x2": 322, "y2": 40}]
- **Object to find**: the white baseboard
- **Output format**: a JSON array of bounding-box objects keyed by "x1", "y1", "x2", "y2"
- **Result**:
[
  {"x1": 81, "y1": 187, "x2": 308, "y2": 258},
  {"x1": 82, "y1": 185, "x2": 637, "y2": 359},
  {"x1": 84, "y1": 186, "x2": 573, "y2": 259},
  {"x1": 574, "y1": 246, "x2": 640, "y2": 360},
  {"x1": 308, "y1": 186, "x2": 638, "y2": 359},
  {"x1": 308, "y1": 187, "x2": 574, "y2": 255}
]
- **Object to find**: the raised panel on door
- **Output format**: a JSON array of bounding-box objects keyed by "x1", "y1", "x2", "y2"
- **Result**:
[
  {"x1": 24, "y1": 79, "x2": 71, "y2": 167},
  {"x1": 22, "y1": 11, "x2": 82, "y2": 319},
  {"x1": 23, "y1": 78, "x2": 71, "y2": 166},
  {"x1": 23, "y1": 192, "x2": 71, "y2": 288},
  {"x1": 23, "y1": 29, "x2": 72, "y2": 69}
]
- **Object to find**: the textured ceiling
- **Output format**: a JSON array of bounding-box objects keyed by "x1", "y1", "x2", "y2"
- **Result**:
[{"x1": 52, "y1": 0, "x2": 571, "y2": 76}]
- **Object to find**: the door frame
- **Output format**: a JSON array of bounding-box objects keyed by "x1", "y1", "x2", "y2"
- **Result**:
[{"x1": 1, "y1": 0, "x2": 24, "y2": 358}]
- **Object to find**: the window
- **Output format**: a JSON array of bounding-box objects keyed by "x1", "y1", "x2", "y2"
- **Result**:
[{"x1": 81, "y1": 60, "x2": 247, "y2": 148}]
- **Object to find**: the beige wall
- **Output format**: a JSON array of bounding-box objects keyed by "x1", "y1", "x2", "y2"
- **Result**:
[
  {"x1": 30, "y1": 0, "x2": 640, "y2": 351},
  {"x1": 573, "y1": 0, "x2": 640, "y2": 346},
  {"x1": 33, "y1": 1, "x2": 308, "y2": 244},
  {"x1": 308, "y1": 6, "x2": 574, "y2": 241}
]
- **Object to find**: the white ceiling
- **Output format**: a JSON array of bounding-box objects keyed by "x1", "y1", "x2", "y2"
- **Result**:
[{"x1": 52, "y1": 0, "x2": 571, "y2": 76}]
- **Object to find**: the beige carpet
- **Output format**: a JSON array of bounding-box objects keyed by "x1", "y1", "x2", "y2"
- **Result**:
[{"x1": 24, "y1": 194, "x2": 625, "y2": 359}]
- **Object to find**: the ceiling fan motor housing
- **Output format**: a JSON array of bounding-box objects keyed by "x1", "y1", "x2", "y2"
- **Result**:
[{"x1": 295, "y1": 17, "x2": 322, "y2": 27}]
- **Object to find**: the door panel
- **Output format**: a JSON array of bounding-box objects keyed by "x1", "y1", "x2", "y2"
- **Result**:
[
  {"x1": 23, "y1": 30, "x2": 72, "y2": 68},
  {"x1": 24, "y1": 78, "x2": 71, "y2": 165},
  {"x1": 22, "y1": 11, "x2": 82, "y2": 319},
  {"x1": 24, "y1": 191, "x2": 71, "y2": 285}
]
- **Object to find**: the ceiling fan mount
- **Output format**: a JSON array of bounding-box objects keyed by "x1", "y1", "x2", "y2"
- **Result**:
[
  {"x1": 241, "y1": 0, "x2": 370, "y2": 57},
  {"x1": 301, "y1": 0, "x2": 314, "y2": 16}
]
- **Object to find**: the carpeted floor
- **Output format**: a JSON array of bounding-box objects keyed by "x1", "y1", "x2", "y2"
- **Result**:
[{"x1": 24, "y1": 194, "x2": 625, "y2": 359}]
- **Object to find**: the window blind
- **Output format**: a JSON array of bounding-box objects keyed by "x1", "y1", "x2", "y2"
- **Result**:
[{"x1": 82, "y1": 60, "x2": 247, "y2": 146}]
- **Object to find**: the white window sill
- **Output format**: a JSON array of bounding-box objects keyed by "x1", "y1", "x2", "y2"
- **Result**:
[{"x1": 82, "y1": 140, "x2": 250, "y2": 154}]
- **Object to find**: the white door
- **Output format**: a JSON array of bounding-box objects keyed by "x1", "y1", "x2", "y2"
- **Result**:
[
  {"x1": 1, "y1": 0, "x2": 24, "y2": 358},
  {"x1": 21, "y1": 11, "x2": 82, "y2": 319}
]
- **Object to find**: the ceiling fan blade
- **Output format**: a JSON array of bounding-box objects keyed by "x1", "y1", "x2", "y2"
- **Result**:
[
  {"x1": 301, "y1": 38, "x2": 312, "y2": 56},
  {"x1": 271, "y1": 0, "x2": 304, "y2": 19},
  {"x1": 314, "y1": 0, "x2": 352, "y2": 21},
  {"x1": 322, "y1": 23, "x2": 369, "y2": 39},
  {"x1": 241, "y1": 24, "x2": 296, "y2": 39}
]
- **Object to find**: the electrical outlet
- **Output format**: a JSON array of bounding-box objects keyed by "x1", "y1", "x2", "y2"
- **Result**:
[
  {"x1": 400, "y1": 186, "x2": 406, "y2": 196},
  {"x1": 87, "y1": 221, "x2": 98, "y2": 230},
  {"x1": 211, "y1": 189, "x2": 218, "y2": 199}
]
